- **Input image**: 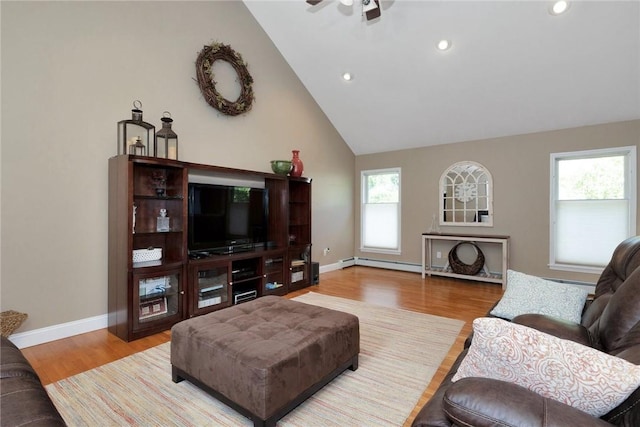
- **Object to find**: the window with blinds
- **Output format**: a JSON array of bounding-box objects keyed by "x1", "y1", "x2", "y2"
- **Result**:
[
  {"x1": 550, "y1": 146, "x2": 636, "y2": 273},
  {"x1": 361, "y1": 168, "x2": 401, "y2": 254}
]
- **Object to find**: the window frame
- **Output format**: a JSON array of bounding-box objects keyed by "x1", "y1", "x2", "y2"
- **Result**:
[
  {"x1": 549, "y1": 145, "x2": 636, "y2": 273},
  {"x1": 360, "y1": 167, "x2": 401, "y2": 255}
]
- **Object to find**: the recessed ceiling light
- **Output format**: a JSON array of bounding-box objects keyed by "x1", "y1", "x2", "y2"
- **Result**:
[
  {"x1": 342, "y1": 72, "x2": 353, "y2": 81},
  {"x1": 550, "y1": 0, "x2": 570, "y2": 15},
  {"x1": 436, "y1": 40, "x2": 452, "y2": 51}
]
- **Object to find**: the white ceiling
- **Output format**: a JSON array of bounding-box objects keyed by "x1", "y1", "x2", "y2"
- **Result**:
[{"x1": 244, "y1": 0, "x2": 640, "y2": 155}]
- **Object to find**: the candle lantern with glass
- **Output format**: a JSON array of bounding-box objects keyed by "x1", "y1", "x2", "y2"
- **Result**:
[
  {"x1": 155, "y1": 111, "x2": 178, "y2": 160},
  {"x1": 117, "y1": 100, "x2": 155, "y2": 156}
]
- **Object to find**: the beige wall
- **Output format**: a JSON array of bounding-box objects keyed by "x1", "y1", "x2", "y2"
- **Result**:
[
  {"x1": 1, "y1": 1, "x2": 355, "y2": 332},
  {"x1": 355, "y1": 120, "x2": 640, "y2": 283}
]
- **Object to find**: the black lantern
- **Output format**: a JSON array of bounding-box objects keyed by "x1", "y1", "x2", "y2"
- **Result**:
[
  {"x1": 130, "y1": 137, "x2": 146, "y2": 156},
  {"x1": 155, "y1": 111, "x2": 178, "y2": 160},
  {"x1": 117, "y1": 100, "x2": 155, "y2": 156}
]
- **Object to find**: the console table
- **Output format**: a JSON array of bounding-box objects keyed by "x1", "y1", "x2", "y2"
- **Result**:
[{"x1": 421, "y1": 233, "x2": 510, "y2": 287}]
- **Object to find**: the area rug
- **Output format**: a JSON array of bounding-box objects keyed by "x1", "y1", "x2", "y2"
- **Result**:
[{"x1": 46, "y1": 293, "x2": 464, "y2": 426}]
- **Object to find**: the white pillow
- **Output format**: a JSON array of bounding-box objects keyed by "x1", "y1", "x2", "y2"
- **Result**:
[
  {"x1": 453, "y1": 317, "x2": 640, "y2": 417},
  {"x1": 490, "y1": 270, "x2": 588, "y2": 323}
]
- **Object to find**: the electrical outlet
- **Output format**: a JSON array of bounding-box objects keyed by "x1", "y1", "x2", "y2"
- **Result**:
[
  {"x1": 436, "y1": 251, "x2": 442, "y2": 259},
  {"x1": 323, "y1": 248, "x2": 330, "y2": 256}
]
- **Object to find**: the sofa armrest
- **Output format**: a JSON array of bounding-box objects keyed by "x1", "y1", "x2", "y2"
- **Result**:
[
  {"x1": 411, "y1": 349, "x2": 470, "y2": 427},
  {"x1": 444, "y1": 377, "x2": 612, "y2": 427},
  {"x1": 512, "y1": 313, "x2": 593, "y2": 347},
  {"x1": 0, "y1": 336, "x2": 40, "y2": 380},
  {"x1": 1, "y1": 336, "x2": 66, "y2": 427}
]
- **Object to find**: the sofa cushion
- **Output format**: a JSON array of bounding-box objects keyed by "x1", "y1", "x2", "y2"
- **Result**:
[
  {"x1": 452, "y1": 317, "x2": 640, "y2": 417},
  {"x1": 490, "y1": 270, "x2": 588, "y2": 323}
]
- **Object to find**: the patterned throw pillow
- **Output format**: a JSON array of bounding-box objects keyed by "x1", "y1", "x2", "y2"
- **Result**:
[
  {"x1": 490, "y1": 270, "x2": 588, "y2": 322},
  {"x1": 453, "y1": 317, "x2": 640, "y2": 417}
]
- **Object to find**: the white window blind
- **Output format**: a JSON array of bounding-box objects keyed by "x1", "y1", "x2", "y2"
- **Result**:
[
  {"x1": 362, "y1": 203, "x2": 399, "y2": 248},
  {"x1": 555, "y1": 199, "x2": 630, "y2": 266}
]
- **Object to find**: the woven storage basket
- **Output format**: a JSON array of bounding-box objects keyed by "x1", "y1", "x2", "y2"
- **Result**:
[
  {"x1": 448, "y1": 241, "x2": 485, "y2": 276},
  {"x1": 0, "y1": 310, "x2": 28, "y2": 337},
  {"x1": 132, "y1": 247, "x2": 162, "y2": 263}
]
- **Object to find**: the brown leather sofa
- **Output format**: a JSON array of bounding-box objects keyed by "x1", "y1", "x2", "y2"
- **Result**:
[
  {"x1": 1, "y1": 336, "x2": 66, "y2": 427},
  {"x1": 412, "y1": 235, "x2": 640, "y2": 427}
]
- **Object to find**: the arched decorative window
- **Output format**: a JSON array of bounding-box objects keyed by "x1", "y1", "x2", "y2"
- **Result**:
[{"x1": 439, "y1": 161, "x2": 493, "y2": 226}]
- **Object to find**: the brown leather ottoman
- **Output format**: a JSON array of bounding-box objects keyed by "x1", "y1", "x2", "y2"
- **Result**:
[{"x1": 171, "y1": 295, "x2": 359, "y2": 427}]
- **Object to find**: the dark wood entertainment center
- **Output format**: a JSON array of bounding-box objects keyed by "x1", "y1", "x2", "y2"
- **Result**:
[{"x1": 108, "y1": 155, "x2": 312, "y2": 341}]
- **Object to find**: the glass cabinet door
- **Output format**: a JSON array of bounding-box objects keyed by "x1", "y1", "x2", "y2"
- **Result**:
[
  {"x1": 263, "y1": 251, "x2": 287, "y2": 296},
  {"x1": 191, "y1": 262, "x2": 230, "y2": 315},
  {"x1": 133, "y1": 269, "x2": 182, "y2": 330}
]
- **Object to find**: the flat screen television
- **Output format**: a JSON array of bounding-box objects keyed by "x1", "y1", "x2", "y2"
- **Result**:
[{"x1": 188, "y1": 183, "x2": 269, "y2": 254}]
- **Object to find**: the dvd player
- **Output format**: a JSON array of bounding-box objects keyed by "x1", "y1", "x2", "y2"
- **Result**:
[{"x1": 233, "y1": 290, "x2": 257, "y2": 304}]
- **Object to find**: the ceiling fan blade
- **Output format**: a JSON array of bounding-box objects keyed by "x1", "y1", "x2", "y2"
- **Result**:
[
  {"x1": 364, "y1": 0, "x2": 381, "y2": 20},
  {"x1": 306, "y1": 0, "x2": 323, "y2": 5}
]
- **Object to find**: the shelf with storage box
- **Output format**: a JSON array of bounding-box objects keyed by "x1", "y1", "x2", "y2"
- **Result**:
[
  {"x1": 109, "y1": 155, "x2": 313, "y2": 341},
  {"x1": 421, "y1": 233, "x2": 509, "y2": 287}
]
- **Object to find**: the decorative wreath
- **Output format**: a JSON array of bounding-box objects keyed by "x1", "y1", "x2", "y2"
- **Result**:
[
  {"x1": 448, "y1": 241, "x2": 485, "y2": 276},
  {"x1": 195, "y1": 42, "x2": 254, "y2": 116}
]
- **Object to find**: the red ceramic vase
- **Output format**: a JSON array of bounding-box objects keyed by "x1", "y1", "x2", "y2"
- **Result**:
[{"x1": 290, "y1": 150, "x2": 304, "y2": 177}]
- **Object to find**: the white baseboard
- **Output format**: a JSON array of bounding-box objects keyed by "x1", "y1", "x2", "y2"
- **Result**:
[
  {"x1": 319, "y1": 261, "x2": 343, "y2": 273},
  {"x1": 10, "y1": 314, "x2": 108, "y2": 349}
]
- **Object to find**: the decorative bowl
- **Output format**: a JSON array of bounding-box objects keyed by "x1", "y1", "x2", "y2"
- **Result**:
[{"x1": 271, "y1": 160, "x2": 292, "y2": 175}]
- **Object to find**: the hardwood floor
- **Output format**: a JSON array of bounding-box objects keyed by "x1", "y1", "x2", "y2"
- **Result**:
[{"x1": 22, "y1": 266, "x2": 503, "y2": 426}]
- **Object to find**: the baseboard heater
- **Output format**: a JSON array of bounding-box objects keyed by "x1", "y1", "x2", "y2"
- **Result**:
[
  {"x1": 342, "y1": 257, "x2": 501, "y2": 277},
  {"x1": 345, "y1": 257, "x2": 422, "y2": 273},
  {"x1": 339, "y1": 257, "x2": 356, "y2": 268}
]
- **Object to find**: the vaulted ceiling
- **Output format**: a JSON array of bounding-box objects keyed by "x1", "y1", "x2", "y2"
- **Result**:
[{"x1": 244, "y1": 1, "x2": 640, "y2": 155}]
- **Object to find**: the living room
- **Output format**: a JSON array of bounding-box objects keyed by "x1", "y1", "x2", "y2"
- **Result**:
[
  {"x1": 3, "y1": 0, "x2": 638, "y2": 348},
  {"x1": 2, "y1": 1, "x2": 640, "y2": 425}
]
